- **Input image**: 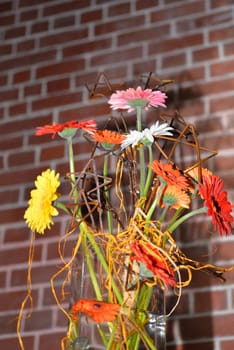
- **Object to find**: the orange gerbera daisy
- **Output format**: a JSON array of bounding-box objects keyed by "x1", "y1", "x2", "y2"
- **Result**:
[
  {"x1": 71, "y1": 299, "x2": 121, "y2": 323},
  {"x1": 150, "y1": 160, "x2": 189, "y2": 191},
  {"x1": 35, "y1": 119, "x2": 97, "y2": 139},
  {"x1": 198, "y1": 175, "x2": 233, "y2": 236},
  {"x1": 92, "y1": 129, "x2": 125, "y2": 145},
  {"x1": 130, "y1": 241, "x2": 176, "y2": 288},
  {"x1": 161, "y1": 185, "x2": 190, "y2": 209},
  {"x1": 187, "y1": 167, "x2": 213, "y2": 182}
]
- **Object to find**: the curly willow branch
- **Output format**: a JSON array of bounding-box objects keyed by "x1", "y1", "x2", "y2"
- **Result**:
[{"x1": 17, "y1": 231, "x2": 35, "y2": 350}]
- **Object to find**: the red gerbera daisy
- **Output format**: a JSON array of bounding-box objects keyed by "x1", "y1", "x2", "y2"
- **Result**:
[
  {"x1": 150, "y1": 160, "x2": 189, "y2": 191},
  {"x1": 35, "y1": 119, "x2": 97, "y2": 139},
  {"x1": 130, "y1": 241, "x2": 176, "y2": 288},
  {"x1": 198, "y1": 175, "x2": 233, "y2": 236}
]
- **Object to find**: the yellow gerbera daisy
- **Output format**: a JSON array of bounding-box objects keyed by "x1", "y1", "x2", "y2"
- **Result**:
[{"x1": 24, "y1": 169, "x2": 60, "y2": 234}]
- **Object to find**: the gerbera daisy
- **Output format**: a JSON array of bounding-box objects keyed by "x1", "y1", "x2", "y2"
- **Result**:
[
  {"x1": 130, "y1": 241, "x2": 176, "y2": 288},
  {"x1": 150, "y1": 160, "x2": 189, "y2": 191},
  {"x1": 24, "y1": 169, "x2": 60, "y2": 234},
  {"x1": 108, "y1": 86, "x2": 167, "y2": 112},
  {"x1": 121, "y1": 121, "x2": 173, "y2": 149},
  {"x1": 35, "y1": 119, "x2": 97, "y2": 139},
  {"x1": 187, "y1": 167, "x2": 212, "y2": 182},
  {"x1": 198, "y1": 175, "x2": 233, "y2": 236},
  {"x1": 92, "y1": 129, "x2": 125, "y2": 145},
  {"x1": 71, "y1": 298, "x2": 121, "y2": 323},
  {"x1": 161, "y1": 185, "x2": 190, "y2": 209}
]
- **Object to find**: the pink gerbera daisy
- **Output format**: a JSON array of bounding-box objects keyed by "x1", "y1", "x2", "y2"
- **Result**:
[{"x1": 108, "y1": 86, "x2": 167, "y2": 112}]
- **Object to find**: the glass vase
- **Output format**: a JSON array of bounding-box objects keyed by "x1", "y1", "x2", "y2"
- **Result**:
[{"x1": 67, "y1": 243, "x2": 167, "y2": 350}]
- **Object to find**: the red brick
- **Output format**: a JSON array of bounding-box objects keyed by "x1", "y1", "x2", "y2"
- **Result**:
[
  {"x1": 212, "y1": 241, "x2": 234, "y2": 263},
  {"x1": 0, "y1": 44, "x2": 12, "y2": 55},
  {"x1": 162, "y1": 53, "x2": 186, "y2": 68},
  {"x1": 91, "y1": 46, "x2": 143, "y2": 67},
  {"x1": 0, "y1": 165, "x2": 49, "y2": 186},
  {"x1": 19, "y1": 0, "x2": 56, "y2": 6},
  {"x1": 167, "y1": 341, "x2": 214, "y2": 350},
  {"x1": 210, "y1": 59, "x2": 234, "y2": 77},
  {"x1": 209, "y1": 24, "x2": 234, "y2": 42},
  {"x1": 0, "y1": 135, "x2": 23, "y2": 151},
  {"x1": 9, "y1": 102, "x2": 27, "y2": 116},
  {"x1": 36, "y1": 59, "x2": 85, "y2": 78},
  {"x1": 195, "y1": 290, "x2": 227, "y2": 313},
  {"x1": 221, "y1": 340, "x2": 234, "y2": 350},
  {"x1": 214, "y1": 155, "x2": 234, "y2": 172},
  {"x1": 8, "y1": 150, "x2": 35, "y2": 167},
  {"x1": 54, "y1": 15, "x2": 75, "y2": 28},
  {"x1": 118, "y1": 24, "x2": 170, "y2": 46},
  {"x1": 151, "y1": 1, "x2": 205, "y2": 22},
  {"x1": 43, "y1": 0, "x2": 91, "y2": 16},
  {"x1": 224, "y1": 42, "x2": 234, "y2": 56},
  {"x1": 24, "y1": 83, "x2": 41, "y2": 97},
  {"x1": 59, "y1": 104, "x2": 109, "y2": 121},
  {"x1": 136, "y1": 0, "x2": 159, "y2": 10},
  {"x1": 4, "y1": 226, "x2": 30, "y2": 243},
  {"x1": 108, "y1": 2, "x2": 130, "y2": 16},
  {"x1": 63, "y1": 37, "x2": 112, "y2": 58},
  {"x1": 5, "y1": 26, "x2": 26, "y2": 39},
  {"x1": 0, "y1": 75, "x2": 7, "y2": 86},
  {"x1": 0, "y1": 189, "x2": 19, "y2": 205},
  {"x1": 0, "y1": 337, "x2": 34, "y2": 350},
  {"x1": 169, "y1": 66, "x2": 205, "y2": 82},
  {"x1": 39, "y1": 28, "x2": 88, "y2": 47},
  {"x1": 31, "y1": 20, "x2": 49, "y2": 33},
  {"x1": 0, "y1": 89, "x2": 18, "y2": 102},
  {"x1": 40, "y1": 144, "x2": 64, "y2": 162},
  {"x1": 31, "y1": 92, "x2": 82, "y2": 111},
  {"x1": 0, "y1": 14, "x2": 15, "y2": 25},
  {"x1": 210, "y1": 0, "x2": 234, "y2": 8},
  {"x1": 47, "y1": 77, "x2": 70, "y2": 93},
  {"x1": 198, "y1": 77, "x2": 234, "y2": 95},
  {"x1": 0, "y1": 289, "x2": 38, "y2": 312},
  {"x1": 0, "y1": 50, "x2": 56, "y2": 71},
  {"x1": 0, "y1": 271, "x2": 6, "y2": 288},
  {"x1": 20, "y1": 9, "x2": 38, "y2": 22},
  {"x1": 13, "y1": 70, "x2": 30, "y2": 83},
  {"x1": 192, "y1": 46, "x2": 219, "y2": 62},
  {"x1": 24, "y1": 310, "x2": 53, "y2": 331},
  {"x1": 95, "y1": 15, "x2": 145, "y2": 36},
  {"x1": 16, "y1": 39, "x2": 35, "y2": 52},
  {"x1": 149, "y1": 34, "x2": 203, "y2": 54},
  {"x1": 133, "y1": 59, "x2": 157, "y2": 76},
  {"x1": 81, "y1": 8, "x2": 102, "y2": 23},
  {"x1": 210, "y1": 95, "x2": 234, "y2": 112},
  {"x1": 0, "y1": 1, "x2": 12, "y2": 12},
  {"x1": 39, "y1": 332, "x2": 66, "y2": 350},
  {"x1": 11, "y1": 263, "x2": 65, "y2": 287},
  {"x1": 0, "y1": 243, "x2": 42, "y2": 265},
  {"x1": 177, "y1": 11, "x2": 232, "y2": 33},
  {"x1": 213, "y1": 314, "x2": 234, "y2": 336}
]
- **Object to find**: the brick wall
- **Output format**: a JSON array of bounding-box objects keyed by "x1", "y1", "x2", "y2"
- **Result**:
[{"x1": 0, "y1": 0, "x2": 234, "y2": 349}]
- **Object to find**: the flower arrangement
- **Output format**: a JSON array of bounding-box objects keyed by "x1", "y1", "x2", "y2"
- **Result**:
[{"x1": 19, "y1": 73, "x2": 233, "y2": 350}]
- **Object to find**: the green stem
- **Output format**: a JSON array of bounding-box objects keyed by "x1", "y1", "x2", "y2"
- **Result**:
[
  {"x1": 86, "y1": 230, "x2": 122, "y2": 304},
  {"x1": 103, "y1": 154, "x2": 113, "y2": 233},
  {"x1": 167, "y1": 206, "x2": 207, "y2": 233},
  {"x1": 143, "y1": 145, "x2": 153, "y2": 198},
  {"x1": 82, "y1": 232, "x2": 102, "y2": 300},
  {"x1": 136, "y1": 106, "x2": 145, "y2": 198},
  {"x1": 145, "y1": 184, "x2": 165, "y2": 224}
]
